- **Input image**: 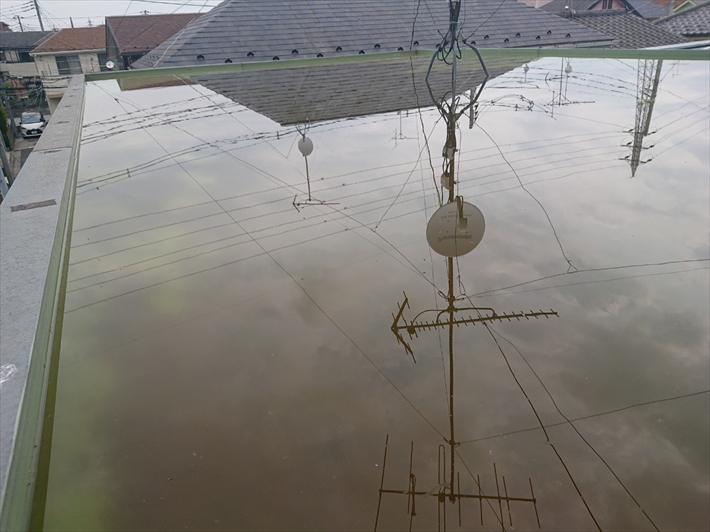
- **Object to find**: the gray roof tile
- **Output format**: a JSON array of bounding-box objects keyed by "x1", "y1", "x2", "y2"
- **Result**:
[
  {"x1": 191, "y1": 54, "x2": 526, "y2": 125},
  {"x1": 566, "y1": 10, "x2": 689, "y2": 47},
  {"x1": 622, "y1": 0, "x2": 670, "y2": 17},
  {"x1": 133, "y1": 0, "x2": 611, "y2": 69},
  {"x1": 654, "y1": 0, "x2": 710, "y2": 36},
  {"x1": 0, "y1": 31, "x2": 54, "y2": 51}
]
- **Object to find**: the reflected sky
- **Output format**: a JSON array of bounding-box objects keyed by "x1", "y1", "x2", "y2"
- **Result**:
[{"x1": 44, "y1": 55, "x2": 709, "y2": 531}]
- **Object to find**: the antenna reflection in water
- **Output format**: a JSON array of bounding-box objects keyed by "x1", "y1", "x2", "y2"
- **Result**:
[
  {"x1": 292, "y1": 122, "x2": 339, "y2": 211},
  {"x1": 376, "y1": 9, "x2": 557, "y2": 527}
]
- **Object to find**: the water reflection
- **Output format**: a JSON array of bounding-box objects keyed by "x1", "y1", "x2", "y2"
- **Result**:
[
  {"x1": 42, "y1": 51, "x2": 709, "y2": 532},
  {"x1": 377, "y1": 58, "x2": 558, "y2": 530},
  {"x1": 292, "y1": 123, "x2": 339, "y2": 210},
  {"x1": 624, "y1": 60, "x2": 662, "y2": 177}
]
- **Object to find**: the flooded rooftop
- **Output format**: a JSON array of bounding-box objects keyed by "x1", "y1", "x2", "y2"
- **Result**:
[{"x1": 43, "y1": 54, "x2": 708, "y2": 531}]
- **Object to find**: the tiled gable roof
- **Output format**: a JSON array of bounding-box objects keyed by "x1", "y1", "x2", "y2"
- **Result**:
[
  {"x1": 626, "y1": 0, "x2": 670, "y2": 16},
  {"x1": 31, "y1": 26, "x2": 106, "y2": 53},
  {"x1": 134, "y1": 0, "x2": 611, "y2": 69},
  {"x1": 568, "y1": 10, "x2": 689, "y2": 46},
  {"x1": 541, "y1": 0, "x2": 599, "y2": 12},
  {"x1": 543, "y1": 0, "x2": 668, "y2": 17},
  {"x1": 654, "y1": 0, "x2": 710, "y2": 35},
  {"x1": 600, "y1": 0, "x2": 669, "y2": 17},
  {"x1": 652, "y1": 0, "x2": 685, "y2": 11},
  {"x1": 106, "y1": 13, "x2": 201, "y2": 54},
  {"x1": 193, "y1": 55, "x2": 525, "y2": 125},
  {"x1": 0, "y1": 31, "x2": 54, "y2": 51}
]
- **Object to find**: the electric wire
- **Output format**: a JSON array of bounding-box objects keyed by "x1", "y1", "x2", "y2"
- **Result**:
[
  {"x1": 487, "y1": 327, "x2": 661, "y2": 531},
  {"x1": 87, "y1": 84, "x2": 449, "y2": 448},
  {"x1": 475, "y1": 123, "x2": 578, "y2": 273},
  {"x1": 460, "y1": 390, "x2": 710, "y2": 445}
]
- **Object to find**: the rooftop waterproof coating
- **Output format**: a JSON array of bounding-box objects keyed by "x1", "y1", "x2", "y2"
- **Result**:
[{"x1": 43, "y1": 54, "x2": 708, "y2": 531}]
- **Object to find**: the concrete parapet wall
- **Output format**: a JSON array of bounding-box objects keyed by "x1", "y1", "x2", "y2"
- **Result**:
[{"x1": 0, "y1": 75, "x2": 84, "y2": 531}]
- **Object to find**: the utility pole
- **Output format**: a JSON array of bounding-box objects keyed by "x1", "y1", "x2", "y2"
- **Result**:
[
  {"x1": 33, "y1": 0, "x2": 45, "y2": 31},
  {"x1": 627, "y1": 60, "x2": 663, "y2": 177},
  {"x1": 14, "y1": 15, "x2": 24, "y2": 32},
  {"x1": 70, "y1": 17, "x2": 74, "y2": 28}
]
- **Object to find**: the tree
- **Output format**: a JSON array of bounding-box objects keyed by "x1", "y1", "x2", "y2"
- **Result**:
[{"x1": 0, "y1": 102, "x2": 10, "y2": 149}]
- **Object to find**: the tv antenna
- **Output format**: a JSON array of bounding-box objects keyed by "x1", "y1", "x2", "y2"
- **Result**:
[
  {"x1": 292, "y1": 123, "x2": 339, "y2": 211},
  {"x1": 381, "y1": 227, "x2": 557, "y2": 531},
  {"x1": 375, "y1": 6, "x2": 557, "y2": 528},
  {"x1": 391, "y1": 111, "x2": 416, "y2": 147},
  {"x1": 545, "y1": 58, "x2": 593, "y2": 116}
]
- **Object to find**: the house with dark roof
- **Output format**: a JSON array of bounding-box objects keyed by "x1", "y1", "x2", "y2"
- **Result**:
[
  {"x1": 30, "y1": 26, "x2": 108, "y2": 112},
  {"x1": 541, "y1": 0, "x2": 668, "y2": 18},
  {"x1": 105, "y1": 13, "x2": 201, "y2": 70},
  {"x1": 654, "y1": 0, "x2": 704, "y2": 14},
  {"x1": 555, "y1": 9, "x2": 689, "y2": 46},
  {"x1": 132, "y1": 0, "x2": 612, "y2": 69},
  {"x1": 653, "y1": 0, "x2": 688, "y2": 15},
  {"x1": 654, "y1": 0, "x2": 710, "y2": 38},
  {"x1": 0, "y1": 31, "x2": 53, "y2": 79}
]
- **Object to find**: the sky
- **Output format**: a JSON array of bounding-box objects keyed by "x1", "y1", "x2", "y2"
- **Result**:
[{"x1": 0, "y1": 0, "x2": 220, "y2": 32}]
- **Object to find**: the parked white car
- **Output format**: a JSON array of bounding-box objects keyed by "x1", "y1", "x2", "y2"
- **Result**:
[{"x1": 19, "y1": 112, "x2": 46, "y2": 138}]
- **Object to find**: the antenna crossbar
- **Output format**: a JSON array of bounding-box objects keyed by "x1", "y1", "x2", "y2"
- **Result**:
[{"x1": 390, "y1": 292, "x2": 558, "y2": 356}]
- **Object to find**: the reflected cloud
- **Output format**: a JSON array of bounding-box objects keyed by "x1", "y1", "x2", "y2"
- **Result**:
[{"x1": 43, "y1": 46, "x2": 709, "y2": 532}]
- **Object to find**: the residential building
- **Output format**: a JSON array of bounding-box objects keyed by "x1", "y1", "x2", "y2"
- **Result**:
[
  {"x1": 654, "y1": 0, "x2": 710, "y2": 38},
  {"x1": 0, "y1": 31, "x2": 53, "y2": 80},
  {"x1": 133, "y1": 0, "x2": 612, "y2": 69},
  {"x1": 553, "y1": 9, "x2": 690, "y2": 46},
  {"x1": 105, "y1": 13, "x2": 201, "y2": 70},
  {"x1": 653, "y1": 0, "x2": 704, "y2": 14},
  {"x1": 541, "y1": 0, "x2": 669, "y2": 18},
  {"x1": 30, "y1": 26, "x2": 108, "y2": 112}
]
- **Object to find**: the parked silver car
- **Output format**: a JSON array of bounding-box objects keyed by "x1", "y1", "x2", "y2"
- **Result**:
[{"x1": 19, "y1": 112, "x2": 46, "y2": 138}]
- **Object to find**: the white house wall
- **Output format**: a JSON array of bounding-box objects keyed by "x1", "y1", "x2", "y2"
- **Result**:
[
  {"x1": 34, "y1": 52, "x2": 103, "y2": 112},
  {"x1": 34, "y1": 52, "x2": 103, "y2": 78}
]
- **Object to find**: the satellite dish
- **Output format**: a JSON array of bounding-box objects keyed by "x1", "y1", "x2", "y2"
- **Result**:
[
  {"x1": 426, "y1": 200, "x2": 485, "y2": 257},
  {"x1": 105, "y1": 60, "x2": 115, "y2": 70},
  {"x1": 298, "y1": 136, "x2": 313, "y2": 157}
]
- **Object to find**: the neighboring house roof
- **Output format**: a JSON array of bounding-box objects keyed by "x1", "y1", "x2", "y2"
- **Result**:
[
  {"x1": 133, "y1": 0, "x2": 612, "y2": 69},
  {"x1": 0, "y1": 31, "x2": 54, "y2": 51},
  {"x1": 601, "y1": 0, "x2": 669, "y2": 17},
  {"x1": 192, "y1": 55, "x2": 526, "y2": 125},
  {"x1": 31, "y1": 26, "x2": 106, "y2": 54},
  {"x1": 652, "y1": 0, "x2": 688, "y2": 13},
  {"x1": 566, "y1": 10, "x2": 689, "y2": 46},
  {"x1": 541, "y1": 0, "x2": 597, "y2": 13},
  {"x1": 654, "y1": 0, "x2": 710, "y2": 35},
  {"x1": 544, "y1": 0, "x2": 668, "y2": 16},
  {"x1": 673, "y1": 0, "x2": 701, "y2": 11},
  {"x1": 106, "y1": 13, "x2": 201, "y2": 55}
]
